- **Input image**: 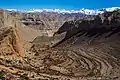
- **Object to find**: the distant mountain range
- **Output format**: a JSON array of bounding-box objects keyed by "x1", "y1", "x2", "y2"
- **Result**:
[{"x1": 6, "y1": 7, "x2": 120, "y2": 15}]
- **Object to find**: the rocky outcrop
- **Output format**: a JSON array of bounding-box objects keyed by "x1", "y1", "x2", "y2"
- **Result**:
[
  {"x1": 0, "y1": 27, "x2": 24, "y2": 56},
  {"x1": 0, "y1": 9, "x2": 25, "y2": 56}
]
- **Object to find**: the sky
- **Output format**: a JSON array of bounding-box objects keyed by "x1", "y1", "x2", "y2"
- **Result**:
[{"x1": 0, "y1": 0, "x2": 120, "y2": 10}]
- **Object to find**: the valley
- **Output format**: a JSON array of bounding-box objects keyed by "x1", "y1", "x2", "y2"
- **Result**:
[{"x1": 0, "y1": 8, "x2": 120, "y2": 80}]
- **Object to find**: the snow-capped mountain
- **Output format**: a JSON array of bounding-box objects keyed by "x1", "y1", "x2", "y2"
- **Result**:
[
  {"x1": 6, "y1": 7, "x2": 120, "y2": 15},
  {"x1": 6, "y1": 9, "x2": 18, "y2": 12}
]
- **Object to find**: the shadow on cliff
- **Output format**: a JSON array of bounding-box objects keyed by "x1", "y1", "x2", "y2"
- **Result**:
[{"x1": 54, "y1": 11, "x2": 120, "y2": 46}]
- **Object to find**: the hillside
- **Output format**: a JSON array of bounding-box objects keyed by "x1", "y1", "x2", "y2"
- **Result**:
[
  {"x1": 9, "y1": 11, "x2": 94, "y2": 36},
  {"x1": 0, "y1": 9, "x2": 120, "y2": 80}
]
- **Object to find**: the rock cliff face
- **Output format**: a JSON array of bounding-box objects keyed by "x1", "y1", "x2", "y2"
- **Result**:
[{"x1": 0, "y1": 9, "x2": 24, "y2": 56}]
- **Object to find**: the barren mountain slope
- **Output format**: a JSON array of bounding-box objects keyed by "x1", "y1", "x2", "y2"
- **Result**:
[
  {"x1": 0, "y1": 9, "x2": 120, "y2": 80},
  {"x1": 52, "y1": 10, "x2": 120, "y2": 79},
  {"x1": 29, "y1": 10, "x2": 120, "y2": 80},
  {"x1": 9, "y1": 11, "x2": 94, "y2": 36}
]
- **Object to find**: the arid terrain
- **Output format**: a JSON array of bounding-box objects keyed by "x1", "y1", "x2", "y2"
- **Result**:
[{"x1": 0, "y1": 8, "x2": 120, "y2": 80}]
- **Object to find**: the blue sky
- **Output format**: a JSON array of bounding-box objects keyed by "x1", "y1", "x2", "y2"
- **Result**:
[{"x1": 0, "y1": 0, "x2": 120, "y2": 10}]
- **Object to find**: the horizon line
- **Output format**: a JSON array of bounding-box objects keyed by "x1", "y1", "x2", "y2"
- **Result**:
[{"x1": 4, "y1": 6, "x2": 120, "y2": 11}]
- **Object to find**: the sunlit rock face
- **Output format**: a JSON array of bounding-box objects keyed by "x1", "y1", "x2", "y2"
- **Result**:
[{"x1": 0, "y1": 9, "x2": 25, "y2": 56}]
